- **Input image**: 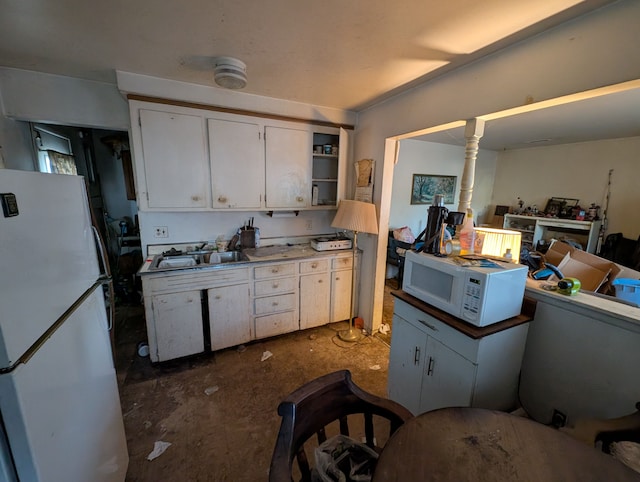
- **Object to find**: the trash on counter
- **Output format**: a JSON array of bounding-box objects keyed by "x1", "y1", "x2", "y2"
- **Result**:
[
  {"x1": 378, "y1": 323, "x2": 390, "y2": 335},
  {"x1": 261, "y1": 350, "x2": 273, "y2": 362},
  {"x1": 204, "y1": 385, "x2": 219, "y2": 396},
  {"x1": 147, "y1": 440, "x2": 172, "y2": 461}
]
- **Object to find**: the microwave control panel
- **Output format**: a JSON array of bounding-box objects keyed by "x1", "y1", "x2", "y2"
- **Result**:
[{"x1": 461, "y1": 277, "x2": 483, "y2": 321}]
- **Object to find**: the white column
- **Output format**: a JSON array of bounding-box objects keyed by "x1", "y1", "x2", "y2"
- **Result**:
[{"x1": 457, "y1": 118, "x2": 485, "y2": 214}]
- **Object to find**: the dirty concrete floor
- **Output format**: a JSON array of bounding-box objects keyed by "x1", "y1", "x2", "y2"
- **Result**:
[{"x1": 114, "y1": 281, "x2": 397, "y2": 481}]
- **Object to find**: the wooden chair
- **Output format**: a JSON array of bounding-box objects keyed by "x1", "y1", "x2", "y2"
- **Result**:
[{"x1": 269, "y1": 370, "x2": 413, "y2": 482}]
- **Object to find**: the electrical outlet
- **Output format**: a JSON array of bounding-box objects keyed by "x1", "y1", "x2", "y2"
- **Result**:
[
  {"x1": 551, "y1": 409, "x2": 566, "y2": 428},
  {"x1": 154, "y1": 226, "x2": 168, "y2": 238},
  {"x1": 305, "y1": 219, "x2": 313, "y2": 231}
]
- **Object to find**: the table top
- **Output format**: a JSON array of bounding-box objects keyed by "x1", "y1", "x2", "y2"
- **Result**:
[{"x1": 372, "y1": 407, "x2": 640, "y2": 481}]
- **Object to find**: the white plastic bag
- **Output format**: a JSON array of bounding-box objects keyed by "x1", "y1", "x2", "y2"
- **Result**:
[{"x1": 313, "y1": 434, "x2": 378, "y2": 482}]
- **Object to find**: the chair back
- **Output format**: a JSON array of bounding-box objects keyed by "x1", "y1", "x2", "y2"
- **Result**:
[{"x1": 269, "y1": 370, "x2": 413, "y2": 482}]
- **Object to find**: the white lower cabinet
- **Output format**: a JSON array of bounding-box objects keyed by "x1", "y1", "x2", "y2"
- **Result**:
[
  {"x1": 151, "y1": 290, "x2": 204, "y2": 362},
  {"x1": 388, "y1": 298, "x2": 528, "y2": 416},
  {"x1": 142, "y1": 252, "x2": 360, "y2": 362},
  {"x1": 252, "y1": 261, "x2": 298, "y2": 338},
  {"x1": 299, "y1": 259, "x2": 331, "y2": 330},
  {"x1": 330, "y1": 257, "x2": 353, "y2": 322},
  {"x1": 208, "y1": 284, "x2": 250, "y2": 351}
]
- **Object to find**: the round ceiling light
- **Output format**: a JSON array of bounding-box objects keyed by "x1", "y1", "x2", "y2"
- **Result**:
[{"x1": 213, "y1": 56, "x2": 247, "y2": 90}]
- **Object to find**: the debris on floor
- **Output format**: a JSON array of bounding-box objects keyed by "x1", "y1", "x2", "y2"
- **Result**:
[
  {"x1": 378, "y1": 323, "x2": 390, "y2": 335},
  {"x1": 204, "y1": 386, "x2": 219, "y2": 396},
  {"x1": 237, "y1": 344, "x2": 246, "y2": 353},
  {"x1": 147, "y1": 441, "x2": 172, "y2": 461},
  {"x1": 369, "y1": 365, "x2": 381, "y2": 370},
  {"x1": 261, "y1": 350, "x2": 273, "y2": 362},
  {"x1": 309, "y1": 334, "x2": 317, "y2": 340}
]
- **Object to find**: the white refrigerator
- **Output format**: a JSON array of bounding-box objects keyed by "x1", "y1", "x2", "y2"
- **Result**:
[{"x1": 0, "y1": 170, "x2": 128, "y2": 481}]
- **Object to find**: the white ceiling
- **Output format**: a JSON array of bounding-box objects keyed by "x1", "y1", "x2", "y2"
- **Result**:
[
  {"x1": 412, "y1": 82, "x2": 640, "y2": 150},
  {"x1": 0, "y1": 0, "x2": 615, "y2": 112}
]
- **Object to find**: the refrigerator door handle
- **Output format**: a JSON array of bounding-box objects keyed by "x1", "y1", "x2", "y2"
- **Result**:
[{"x1": 92, "y1": 226, "x2": 115, "y2": 332}]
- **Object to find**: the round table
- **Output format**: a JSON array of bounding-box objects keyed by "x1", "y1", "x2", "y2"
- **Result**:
[{"x1": 373, "y1": 407, "x2": 640, "y2": 481}]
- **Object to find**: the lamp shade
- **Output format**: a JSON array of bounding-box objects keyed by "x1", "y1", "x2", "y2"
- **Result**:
[
  {"x1": 331, "y1": 200, "x2": 378, "y2": 234},
  {"x1": 474, "y1": 227, "x2": 522, "y2": 263}
]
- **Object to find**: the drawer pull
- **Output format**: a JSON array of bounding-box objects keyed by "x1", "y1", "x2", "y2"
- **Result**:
[
  {"x1": 414, "y1": 346, "x2": 420, "y2": 365},
  {"x1": 318, "y1": 279, "x2": 323, "y2": 283},
  {"x1": 420, "y1": 320, "x2": 438, "y2": 331},
  {"x1": 296, "y1": 196, "x2": 304, "y2": 202},
  {"x1": 272, "y1": 268, "x2": 279, "y2": 273},
  {"x1": 427, "y1": 356, "x2": 435, "y2": 376},
  {"x1": 272, "y1": 283, "x2": 279, "y2": 289},
  {"x1": 335, "y1": 276, "x2": 341, "y2": 281},
  {"x1": 215, "y1": 295, "x2": 221, "y2": 300},
  {"x1": 272, "y1": 301, "x2": 279, "y2": 306},
  {"x1": 311, "y1": 263, "x2": 318, "y2": 268}
]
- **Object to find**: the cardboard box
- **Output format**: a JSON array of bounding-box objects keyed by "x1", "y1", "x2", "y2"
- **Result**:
[{"x1": 545, "y1": 240, "x2": 640, "y2": 294}]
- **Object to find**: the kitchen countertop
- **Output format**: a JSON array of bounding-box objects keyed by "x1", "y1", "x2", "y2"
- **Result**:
[
  {"x1": 138, "y1": 243, "x2": 354, "y2": 275},
  {"x1": 525, "y1": 278, "x2": 640, "y2": 328}
]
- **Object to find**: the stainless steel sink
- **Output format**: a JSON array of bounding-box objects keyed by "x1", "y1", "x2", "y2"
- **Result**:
[{"x1": 149, "y1": 251, "x2": 249, "y2": 271}]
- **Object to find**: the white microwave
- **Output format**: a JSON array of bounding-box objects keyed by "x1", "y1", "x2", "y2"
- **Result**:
[{"x1": 402, "y1": 251, "x2": 528, "y2": 326}]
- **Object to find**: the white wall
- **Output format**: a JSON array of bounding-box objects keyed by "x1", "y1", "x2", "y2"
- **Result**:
[
  {"x1": 355, "y1": 0, "x2": 640, "y2": 330},
  {"x1": 0, "y1": 115, "x2": 34, "y2": 170},
  {"x1": 491, "y1": 136, "x2": 640, "y2": 240},
  {"x1": 139, "y1": 209, "x2": 337, "y2": 254},
  {"x1": 390, "y1": 140, "x2": 498, "y2": 235}
]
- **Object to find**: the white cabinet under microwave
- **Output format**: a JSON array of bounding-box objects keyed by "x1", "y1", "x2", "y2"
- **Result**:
[{"x1": 402, "y1": 251, "x2": 527, "y2": 326}]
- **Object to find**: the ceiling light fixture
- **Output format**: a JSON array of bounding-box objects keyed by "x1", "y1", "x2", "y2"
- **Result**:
[{"x1": 213, "y1": 56, "x2": 247, "y2": 90}]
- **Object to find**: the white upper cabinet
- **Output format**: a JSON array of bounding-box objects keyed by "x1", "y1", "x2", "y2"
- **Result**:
[
  {"x1": 264, "y1": 125, "x2": 312, "y2": 209},
  {"x1": 138, "y1": 109, "x2": 210, "y2": 209},
  {"x1": 129, "y1": 100, "x2": 350, "y2": 212},
  {"x1": 208, "y1": 117, "x2": 264, "y2": 209}
]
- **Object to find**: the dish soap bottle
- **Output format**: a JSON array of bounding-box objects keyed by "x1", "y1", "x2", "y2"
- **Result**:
[{"x1": 459, "y1": 209, "x2": 476, "y2": 255}]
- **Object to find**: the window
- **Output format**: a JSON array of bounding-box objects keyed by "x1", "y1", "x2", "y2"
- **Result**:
[{"x1": 31, "y1": 124, "x2": 77, "y2": 174}]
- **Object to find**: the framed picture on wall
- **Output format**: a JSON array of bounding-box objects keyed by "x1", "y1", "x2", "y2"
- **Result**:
[{"x1": 410, "y1": 174, "x2": 456, "y2": 205}]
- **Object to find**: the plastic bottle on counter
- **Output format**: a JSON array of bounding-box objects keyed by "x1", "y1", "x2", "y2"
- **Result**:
[{"x1": 458, "y1": 209, "x2": 476, "y2": 255}]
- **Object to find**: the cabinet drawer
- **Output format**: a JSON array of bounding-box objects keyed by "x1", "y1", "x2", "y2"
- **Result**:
[
  {"x1": 394, "y1": 299, "x2": 481, "y2": 363},
  {"x1": 254, "y1": 277, "x2": 296, "y2": 297},
  {"x1": 332, "y1": 257, "x2": 353, "y2": 270},
  {"x1": 255, "y1": 311, "x2": 298, "y2": 339},
  {"x1": 145, "y1": 267, "x2": 249, "y2": 294},
  {"x1": 254, "y1": 293, "x2": 296, "y2": 315},
  {"x1": 300, "y1": 259, "x2": 329, "y2": 274},
  {"x1": 254, "y1": 262, "x2": 296, "y2": 280}
]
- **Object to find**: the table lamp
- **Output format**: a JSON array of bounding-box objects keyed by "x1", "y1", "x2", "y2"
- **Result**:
[
  {"x1": 474, "y1": 227, "x2": 522, "y2": 263},
  {"x1": 331, "y1": 200, "x2": 379, "y2": 342}
]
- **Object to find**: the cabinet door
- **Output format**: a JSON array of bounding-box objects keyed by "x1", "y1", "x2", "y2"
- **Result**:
[
  {"x1": 208, "y1": 284, "x2": 251, "y2": 351},
  {"x1": 418, "y1": 336, "x2": 477, "y2": 414},
  {"x1": 264, "y1": 125, "x2": 312, "y2": 208},
  {"x1": 208, "y1": 118, "x2": 264, "y2": 209},
  {"x1": 152, "y1": 290, "x2": 204, "y2": 361},
  {"x1": 139, "y1": 109, "x2": 209, "y2": 209},
  {"x1": 387, "y1": 314, "x2": 425, "y2": 415},
  {"x1": 330, "y1": 269, "x2": 352, "y2": 322},
  {"x1": 300, "y1": 273, "x2": 330, "y2": 329}
]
